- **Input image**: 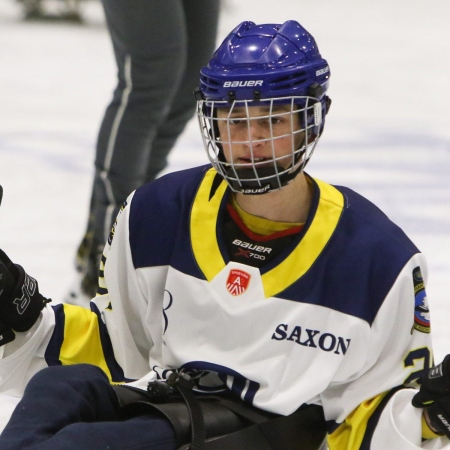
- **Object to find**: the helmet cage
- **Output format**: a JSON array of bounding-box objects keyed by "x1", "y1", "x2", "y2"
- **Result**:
[{"x1": 197, "y1": 96, "x2": 322, "y2": 194}]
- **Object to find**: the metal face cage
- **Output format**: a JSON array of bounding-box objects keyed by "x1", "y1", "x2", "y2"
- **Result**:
[{"x1": 197, "y1": 96, "x2": 323, "y2": 195}]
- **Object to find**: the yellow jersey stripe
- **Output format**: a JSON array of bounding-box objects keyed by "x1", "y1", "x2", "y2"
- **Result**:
[
  {"x1": 190, "y1": 169, "x2": 344, "y2": 298},
  {"x1": 328, "y1": 392, "x2": 388, "y2": 449},
  {"x1": 190, "y1": 168, "x2": 228, "y2": 280},
  {"x1": 59, "y1": 304, "x2": 113, "y2": 380},
  {"x1": 262, "y1": 178, "x2": 344, "y2": 298}
]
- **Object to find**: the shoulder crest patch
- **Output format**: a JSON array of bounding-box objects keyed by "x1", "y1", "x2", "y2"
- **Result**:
[{"x1": 412, "y1": 266, "x2": 430, "y2": 334}]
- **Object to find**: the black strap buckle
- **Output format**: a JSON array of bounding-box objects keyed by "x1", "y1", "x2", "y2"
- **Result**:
[
  {"x1": 146, "y1": 380, "x2": 176, "y2": 402},
  {"x1": 167, "y1": 373, "x2": 206, "y2": 450}
]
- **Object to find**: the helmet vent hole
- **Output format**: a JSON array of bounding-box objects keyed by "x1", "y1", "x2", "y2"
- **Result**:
[{"x1": 270, "y1": 72, "x2": 309, "y2": 91}]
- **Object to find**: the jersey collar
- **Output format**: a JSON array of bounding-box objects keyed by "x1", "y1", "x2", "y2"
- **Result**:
[{"x1": 190, "y1": 168, "x2": 344, "y2": 298}]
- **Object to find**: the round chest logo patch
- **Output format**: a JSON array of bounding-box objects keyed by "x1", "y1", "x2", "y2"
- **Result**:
[{"x1": 226, "y1": 269, "x2": 251, "y2": 296}]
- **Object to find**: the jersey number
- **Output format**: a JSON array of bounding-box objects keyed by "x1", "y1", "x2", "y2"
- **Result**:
[{"x1": 404, "y1": 347, "x2": 431, "y2": 384}]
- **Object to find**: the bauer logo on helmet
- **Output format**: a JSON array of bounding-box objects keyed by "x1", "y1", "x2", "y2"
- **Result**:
[{"x1": 223, "y1": 80, "x2": 263, "y2": 88}]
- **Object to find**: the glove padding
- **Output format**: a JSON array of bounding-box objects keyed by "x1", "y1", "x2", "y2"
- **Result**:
[
  {"x1": 0, "y1": 249, "x2": 50, "y2": 333},
  {"x1": 412, "y1": 355, "x2": 450, "y2": 438}
]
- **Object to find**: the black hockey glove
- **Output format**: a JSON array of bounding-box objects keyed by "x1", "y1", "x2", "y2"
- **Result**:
[
  {"x1": 412, "y1": 355, "x2": 450, "y2": 438},
  {"x1": 0, "y1": 248, "x2": 50, "y2": 335}
]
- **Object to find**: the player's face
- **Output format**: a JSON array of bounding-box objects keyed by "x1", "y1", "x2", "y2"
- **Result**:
[{"x1": 215, "y1": 103, "x2": 304, "y2": 170}]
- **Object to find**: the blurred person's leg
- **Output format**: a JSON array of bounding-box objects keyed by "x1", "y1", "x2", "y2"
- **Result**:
[
  {"x1": 69, "y1": 0, "x2": 220, "y2": 303},
  {"x1": 144, "y1": 0, "x2": 221, "y2": 183}
]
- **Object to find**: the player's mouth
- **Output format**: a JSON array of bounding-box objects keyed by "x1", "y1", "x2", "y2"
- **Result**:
[{"x1": 237, "y1": 157, "x2": 273, "y2": 166}]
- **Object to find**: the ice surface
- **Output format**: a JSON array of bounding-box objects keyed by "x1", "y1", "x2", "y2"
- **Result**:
[{"x1": 0, "y1": 0, "x2": 449, "y2": 361}]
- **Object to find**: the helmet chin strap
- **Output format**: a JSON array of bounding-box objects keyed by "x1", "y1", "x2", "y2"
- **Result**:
[{"x1": 224, "y1": 159, "x2": 305, "y2": 195}]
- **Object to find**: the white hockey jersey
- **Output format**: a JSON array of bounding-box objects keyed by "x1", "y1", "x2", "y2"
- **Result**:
[{"x1": 0, "y1": 165, "x2": 448, "y2": 449}]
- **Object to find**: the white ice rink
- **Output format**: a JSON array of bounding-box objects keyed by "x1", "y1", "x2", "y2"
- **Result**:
[{"x1": 0, "y1": 0, "x2": 449, "y2": 364}]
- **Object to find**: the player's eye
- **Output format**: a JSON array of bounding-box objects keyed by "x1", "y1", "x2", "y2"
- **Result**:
[{"x1": 229, "y1": 117, "x2": 246, "y2": 125}]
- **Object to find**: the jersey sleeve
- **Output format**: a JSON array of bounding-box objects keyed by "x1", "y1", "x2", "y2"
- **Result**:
[
  {"x1": 0, "y1": 190, "x2": 159, "y2": 432},
  {"x1": 0, "y1": 190, "x2": 156, "y2": 389},
  {"x1": 324, "y1": 253, "x2": 449, "y2": 449},
  {"x1": 371, "y1": 388, "x2": 450, "y2": 449},
  {"x1": 0, "y1": 305, "x2": 55, "y2": 397},
  {"x1": 0, "y1": 277, "x2": 127, "y2": 394}
]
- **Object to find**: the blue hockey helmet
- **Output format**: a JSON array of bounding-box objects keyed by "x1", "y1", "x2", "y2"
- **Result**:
[
  {"x1": 196, "y1": 20, "x2": 331, "y2": 194},
  {"x1": 199, "y1": 20, "x2": 330, "y2": 110}
]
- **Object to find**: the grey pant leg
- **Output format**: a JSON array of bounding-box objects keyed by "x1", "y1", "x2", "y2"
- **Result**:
[
  {"x1": 144, "y1": 0, "x2": 221, "y2": 183},
  {"x1": 80, "y1": 0, "x2": 220, "y2": 288},
  {"x1": 91, "y1": 0, "x2": 187, "y2": 245}
]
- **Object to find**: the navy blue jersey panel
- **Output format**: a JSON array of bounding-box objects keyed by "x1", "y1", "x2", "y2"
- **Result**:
[
  {"x1": 277, "y1": 186, "x2": 420, "y2": 325},
  {"x1": 129, "y1": 165, "x2": 210, "y2": 277}
]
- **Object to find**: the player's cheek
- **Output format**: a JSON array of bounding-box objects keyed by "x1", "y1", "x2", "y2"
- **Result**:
[{"x1": 221, "y1": 143, "x2": 234, "y2": 162}]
